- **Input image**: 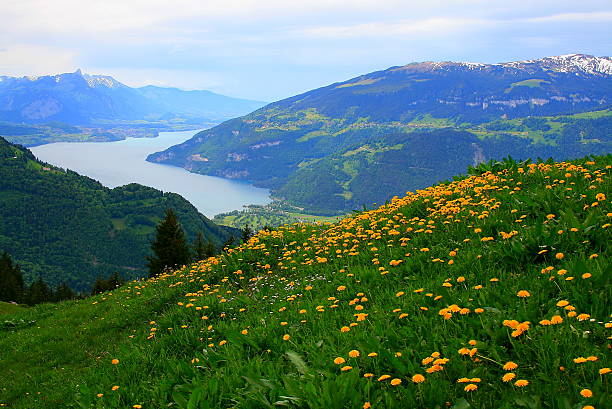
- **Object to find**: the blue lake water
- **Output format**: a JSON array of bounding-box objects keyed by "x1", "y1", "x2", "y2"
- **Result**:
[{"x1": 31, "y1": 130, "x2": 271, "y2": 217}]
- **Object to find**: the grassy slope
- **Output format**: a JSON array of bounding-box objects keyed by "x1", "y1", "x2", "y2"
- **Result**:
[
  {"x1": 0, "y1": 302, "x2": 25, "y2": 315},
  {"x1": 0, "y1": 156, "x2": 610, "y2": 409}
]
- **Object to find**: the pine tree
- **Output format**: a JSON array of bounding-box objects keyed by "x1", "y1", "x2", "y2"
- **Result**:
[
  {"x1": 192, "y1": 231, "x2": 207, "y2": 261},
  {"x1": 54, "y1": 283, "x2": 75, "y2": 302},
  {"x1": 27, "y1": 277, "x2": 51, "y2": 305},
  {"x1": 147, "y1": 208, "x2": 191, "y2": 277},
  {"x1": 222, "y1": 236, "x2": 236, "y2": 252},
  {"x1": 91, "y1": 275, "x2": 107, "y2": 295},
  {"x1": 106, "y1": 272, "x2": 124, "y2": 289},
  {"x1": 0, "y1": 251, "x2": 24, "y2": 303},
  {"x1": 241, "y1": 224, "x2": 253, "y2": 244},
  {"x1": 204, "y1": 240, "x2": 216, "y2": 258},
  {"x1": 192, "y1": 231, "x2": 216, "y2": 260}
]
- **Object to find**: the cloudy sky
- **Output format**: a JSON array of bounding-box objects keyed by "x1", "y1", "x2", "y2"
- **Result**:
[{"x1": 1, "y1": 0, "x2": 611, "y2": 101}]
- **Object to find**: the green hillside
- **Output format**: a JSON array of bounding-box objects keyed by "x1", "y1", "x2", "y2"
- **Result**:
[
  {"x1": 148, "y1": 56, "x2": 612, "y2": 214},
  {"x1": 1, "y1": 155, "x2": 609, "y2": 408},
  {"x1": 0, "y1": 301, "x2": 25, "y2": 315},
  {"x1": 0, "y1": 137, "x2": 236, "y2": 291}
]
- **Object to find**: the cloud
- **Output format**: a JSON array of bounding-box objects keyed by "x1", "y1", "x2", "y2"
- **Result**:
[
  {"x1": 295, "y1": 18, "x2": 490, "y2": 39},
  {"x1": 0, "y1": 44, "x2": 77, "y2": 76},
  {"x1": 0, "y1": 0, "x2": 610, "y2": 100},
  {"x1": 523, "y1": 11, "x2": 612, "y2": 23}
]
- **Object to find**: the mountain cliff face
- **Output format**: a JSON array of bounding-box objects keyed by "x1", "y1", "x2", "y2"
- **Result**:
[
  {"x1": 148, "y1": 55, "x2": 612, "y2": 213},
  {"x1": 0, "y1": 136, "x2": 236, "y2": 291},
  {"x1": 0, "y1": 70, "x2": 265, "y2": 124}
]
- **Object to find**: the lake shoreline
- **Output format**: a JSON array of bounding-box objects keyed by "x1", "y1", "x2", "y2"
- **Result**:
[{"x1": 31, "y1": 130, "x2": 271, "y2": 217}]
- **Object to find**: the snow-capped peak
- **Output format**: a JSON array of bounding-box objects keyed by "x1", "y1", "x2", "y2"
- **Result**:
[
  {"x1": 500, "y1": 54, "x2": 612, "y2": 76},
  {"x1": 82, "y1": 73, "x2": 122, "y2": 88}
]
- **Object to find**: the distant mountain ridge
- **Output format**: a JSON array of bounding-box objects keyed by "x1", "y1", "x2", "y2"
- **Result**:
[
  {"x1": 398, "y1": 54, "x2": 612, "y2": 76},
  {"x1": 0, "y1": 69, "x2": 265, "y2": 124},
  {"x1": 148, "y1": 54, "x2": 612, "y2": 213}
]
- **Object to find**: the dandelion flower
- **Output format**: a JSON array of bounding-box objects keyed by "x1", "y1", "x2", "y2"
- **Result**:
[
  {"x1": 464, "y1": 384, "x2": 478, "y2": 392},
  {"x1": 551, "y1": 315, "x2": 564, "y2": 324},
  {"x1": 349, "y1": 350, "x2": 360, "y2": 358},
  {"x1": 112, "y1": 386, "x2": 120, "y2": 391},
  {"x1": 390, "y1": 378, "x2": 402, "y2": 386},
  {"x1": 502, "y1": 373, "x2": 516, "y2": 382},
  {"x1": 111, "y1": 359, "x2": 119, "y2": 365},
  {"x1": 334, "y1": 357, "x2": 346, "y2": 365},
  {"x1": 517, "y1": 290, "x2": 531, "y2": 298},
  {"x1": 514, "y1": 379, "x2": 529, "y2": 387},
  {"x1": 363, "y1": 403, "x2": 371, "y2": 409},
  {"x1": 555, "y1": 252, "x2": 564, "y2": 260},
  {"x1": 412, "y1": 374, "x2": 425, "y2": 383},
  {"x1": 580, "y1": 389, "x2": 593, "y2": 398},
  {"x1": 599, "y1": 367, "x2": 610, "y2": 375},
  {"x1": 282, "y1": 334, "x2": 290, "y2": 341},
  {"x1": 378, "y1": 375, "x2": 391, "y2": 382},
  {"x1": 341, "y1": 366, "x2": 353, "y2": 371}
]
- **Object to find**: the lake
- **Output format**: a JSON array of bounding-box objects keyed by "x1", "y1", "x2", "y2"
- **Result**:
[{"x1": 31, "y1": 130, "x2": 271, "y2": 217}]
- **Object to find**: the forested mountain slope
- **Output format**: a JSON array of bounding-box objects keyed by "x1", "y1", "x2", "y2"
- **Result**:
[
  {"x1": 149, "y1": 54, "x2": 612, "y2": 213},
  {"x1": 0, "y1": 137, "x2": 236, "y2": 290}
]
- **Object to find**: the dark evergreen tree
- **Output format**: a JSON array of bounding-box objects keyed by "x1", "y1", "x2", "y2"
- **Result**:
[
  {"x1": 204, "y1": 240, "x2": 216, "y2": 258},
  {"x1": 241, "y1": 224, "x2": 254, "y2": 244},
  {"x1": 27, "y1": 277, "x2": 52, "y2": 305},
  {"x1": 192, "y1": 232, "x2": 216, "y2": 260},
  {"x1": 91, "y1": 275, "x2": 107, "y2": 295},
  {"x1": 222, "y1": 236, "x2": 236, "y2": 252},
  {"x1": 106, "y1": 272, "x2": 124, "y2": 289},
  {"x1": 0, "y1": 251, "x2": 24, "y2": 303},
  {"x1": 147, "y1": 208, "x2": 191, "y2": 277},
  {"x1": 90, "y1": 272, "x2": 125, "y2": 295},
  {"x1": 53, "y1": 283, "x2": 75, "y2": 302}
]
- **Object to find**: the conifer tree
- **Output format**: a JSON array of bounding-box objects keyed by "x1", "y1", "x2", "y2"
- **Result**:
[
  {"x1": 0, "y1": 251, "x2": 24, "y2": 303},
  {"x1": 192, "y1": 232, "x2": 216, "y2": 261},
  {"x1": 54, "y1": 283, "x2": 75, "y2": 302},
  {"x1": 222, "y1": 236, "x2": 236, "y2": 252},
  {"x1": 106, "y1": 272, "x2": 124, "y2": 289},
  {"x1": 91, "y1": 275, "x2": 107, "y2": 295},
  {"x1": 27, "y1": 277, "x2": 51, "y2": 305},
  {"x1": 241, "y1": 224, "x2": 253, "y2": 244},
  {"x1": 147, "y1": 208, "x2": 191, "y2": 277}
]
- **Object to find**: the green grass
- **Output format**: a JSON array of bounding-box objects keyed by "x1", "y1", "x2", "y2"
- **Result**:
[
  {"x1": 0, "y1": 302, "x2": 26, "y2": 315},
  {"x1": 213, "y1": 202, "x2": 341, "y2": 229},
  {"x1": 1, "y1": 155, "x2": 610, "y2": 408},
  {"x1": 505, "y1": 79, "x2": 550, "y2": 93}
]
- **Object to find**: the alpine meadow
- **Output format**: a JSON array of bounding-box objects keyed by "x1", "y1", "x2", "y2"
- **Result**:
[{"x1": 0, "y1": 1, "x2": 611, "y2": 409}]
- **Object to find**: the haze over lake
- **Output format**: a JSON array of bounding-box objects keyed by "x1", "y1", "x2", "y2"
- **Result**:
[{"x1": 31, "y1": 130, "x2": 271, "y2": 217}]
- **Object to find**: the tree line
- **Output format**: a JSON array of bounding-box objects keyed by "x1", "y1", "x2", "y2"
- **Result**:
[
  {"x1": 0, "y1": 208, "x2": 253, "y2": 306},
  {"x1": 0, "y1": 251, "x2": 76, "y2": 305},
  {"x1": 146, "y1": 208, "x2": 253, "y2": 277}
]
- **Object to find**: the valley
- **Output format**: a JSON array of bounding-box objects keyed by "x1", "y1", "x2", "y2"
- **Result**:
[
  {"x1": 31, "y1": 129, "x2": 271, "y2": 217},
  {"x1": 148, "y1": 55, "x2": 612, "y2": 215},
  {"x1": 0, "y1": 49, "x2": 610, "y2": 409}
]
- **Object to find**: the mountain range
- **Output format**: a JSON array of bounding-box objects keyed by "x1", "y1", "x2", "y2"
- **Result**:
[
  {"x1": 148, "y1": 54, "x2": 612, "y2": 213},
  {"x1": 0, "y1": 69, "x2": 265, "y2": 124}
]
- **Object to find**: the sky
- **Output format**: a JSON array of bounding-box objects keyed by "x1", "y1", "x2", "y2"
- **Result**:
[{"x1": 1, "y1": 0, "x2": 611, "y2": 101}]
